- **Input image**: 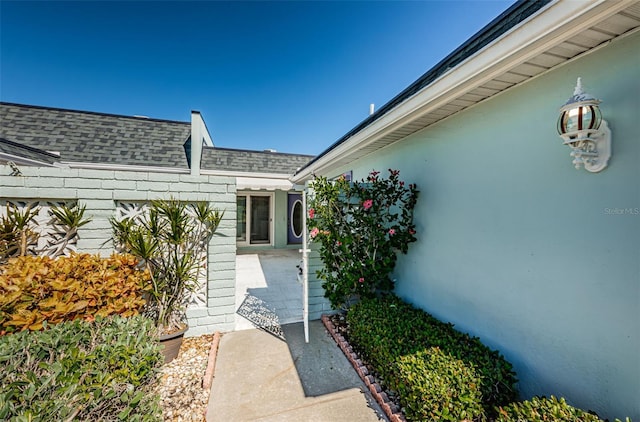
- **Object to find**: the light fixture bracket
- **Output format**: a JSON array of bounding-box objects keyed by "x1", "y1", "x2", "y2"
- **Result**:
[{"x1": 560, "y1": 120, "x2": 611, "y2": 172}]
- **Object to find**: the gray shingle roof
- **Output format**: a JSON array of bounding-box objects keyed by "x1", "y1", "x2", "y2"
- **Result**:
[
  {"x1": 0, "y1": 137, "x2": 60, "y2": 165},
  {"x1": 202, "y1": 146, "x2": 313, "y2": 174},
  {"x1": 0, "y1": 102, "x2": 191, "y2": 168}
]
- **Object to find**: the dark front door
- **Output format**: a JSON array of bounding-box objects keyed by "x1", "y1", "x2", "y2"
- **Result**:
[
  {"x1": 250, "y1": 196, "x2": 271, "y2": 244},
  {"x1": 287, "y1": 193, "x2": 303, "y2": 244}
]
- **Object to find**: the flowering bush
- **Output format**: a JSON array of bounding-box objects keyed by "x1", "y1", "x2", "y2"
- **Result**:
[{"x1": 308, "y1": 169, "x2": 418, "y2": 309}]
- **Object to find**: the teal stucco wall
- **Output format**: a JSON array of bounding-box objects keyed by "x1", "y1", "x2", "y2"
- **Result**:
[{"x1": 334, "y1": 32, "x2": 639, "y2": 420}]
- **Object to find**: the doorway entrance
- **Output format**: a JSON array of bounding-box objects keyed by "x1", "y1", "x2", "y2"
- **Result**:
[{"x1": 237, "y1": 193, "x2": 273, "y2": 246}]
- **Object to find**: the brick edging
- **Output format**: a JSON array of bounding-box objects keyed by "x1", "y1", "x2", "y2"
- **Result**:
[
  {"x1": 321, "y1": 315, "x2": 406, "y2": 422},
  {"x1": 202, "y1": 331, "x2": 221, "y2": 390}
]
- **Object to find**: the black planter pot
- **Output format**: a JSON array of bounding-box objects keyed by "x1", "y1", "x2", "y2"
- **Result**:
[{"x1": 159, "y1": 325, "x2": 188, "y2": 363}]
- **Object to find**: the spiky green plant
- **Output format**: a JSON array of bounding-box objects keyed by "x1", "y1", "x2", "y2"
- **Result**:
[
  {"x1": 0, "y1": 202, "x2": 92, "y2": 263},
  {"x1": 110, "y1": 198, "x2": 223, "y2": 333},
  {"x1": 44, "y1": 203, "x2": 92, "y2": 257},
  {"x1": 0, "y1": 203, "x2": 40, "y2": 263}
]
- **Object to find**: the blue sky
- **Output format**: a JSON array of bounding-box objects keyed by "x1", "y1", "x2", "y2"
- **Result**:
[{"x1": 1, "y1": 1, "x2": 513, "y2": 155}]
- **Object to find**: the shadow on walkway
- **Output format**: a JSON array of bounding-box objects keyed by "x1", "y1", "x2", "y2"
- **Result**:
[
  {"x1": 236, "y1": 293, "x2": 285, "y2": 340},
  {"x1": 235, "y1": 250, "x2": 302, "y2": 333},
  {"x1": 206, "y1": 320, "x2": 387, "y2": 422}
]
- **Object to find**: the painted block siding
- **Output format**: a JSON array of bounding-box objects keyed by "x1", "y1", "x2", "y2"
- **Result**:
[
  {"x1": 326, "y1": 32, "x2": 640, "y2": 420},
  {"x1": 307, "y1": 244, "x2": 333, "y2": 320},
  {"x1": 0, "y1": 165, "x2": 237, "y2": 335}
]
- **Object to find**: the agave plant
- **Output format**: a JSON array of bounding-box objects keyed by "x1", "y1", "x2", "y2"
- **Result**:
[{"x1": 110, "y1": 198, "x2": 223, "y2": 334}]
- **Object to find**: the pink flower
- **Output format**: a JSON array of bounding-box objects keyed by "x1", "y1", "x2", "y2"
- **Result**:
[
  {"x1": 388, "y1": 229, "x2": 396, "y2": 236},
  {"x1": 308, "y1": 208, "x2": 315, "y2": 219},
  {"x1": 358, "y1": 277, "x2": 364, "y2": 283},
  {"x1": 362, "y1": 199, "x2": 373, "y2": 210},
  {"x1": 368, "y1": 170, "x2": 380, "y2": 182},
  {"x1": 409, "y1": 228, "x2": 416, "y2": 235},
  {"x1": 336, "y1": 241, "x2": 342, "y2": 246},
  {"x1": 310, "y1": 227, "x2": 319, "y2": 238}
]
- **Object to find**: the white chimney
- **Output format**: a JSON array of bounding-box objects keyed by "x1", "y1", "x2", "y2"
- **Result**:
[{"x1": 369, "y1": 103, "x2": 375, "y2": 116}]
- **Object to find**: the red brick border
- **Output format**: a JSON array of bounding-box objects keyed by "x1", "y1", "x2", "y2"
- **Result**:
[
  {"x1": 321, "y1": 315, "x2": 406, "y2": 422},
  {"x1": 202, "y1": 331, "x2": 221, "y2": 390}
]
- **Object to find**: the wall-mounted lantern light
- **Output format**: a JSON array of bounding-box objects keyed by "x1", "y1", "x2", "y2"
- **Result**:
[{"x1": 557, "y1": 77, "x2": 611, "y2": 172}]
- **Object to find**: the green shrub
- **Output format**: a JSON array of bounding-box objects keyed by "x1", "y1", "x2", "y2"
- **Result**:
[
  {"x1": 0, "y1": 315, "x2": 162, "y2": 421},
  {"x1": 347, "y1": 294, "x2": 517, "y2": 417},
  {"x1": 393, "y1": 347, "x2": 485, "y2": 421},
  {"x1": 496, "y1": 396, "x2": 602, "y2": 421},
  {"x1": 0, "y1": 253, "x2": 149, "y2": 334},
  {"x1": 308, "y1": 170, "x2": 418, "y2": 310}
]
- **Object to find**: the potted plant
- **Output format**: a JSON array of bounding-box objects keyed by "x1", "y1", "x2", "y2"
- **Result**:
[{"x1": 111, "y1": 198, "x2": 223, "y2": 362}]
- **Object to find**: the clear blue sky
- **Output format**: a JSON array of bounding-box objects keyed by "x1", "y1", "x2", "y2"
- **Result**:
[{"x1": 1, "y1": 1, "x2": 513, "y2": 155}]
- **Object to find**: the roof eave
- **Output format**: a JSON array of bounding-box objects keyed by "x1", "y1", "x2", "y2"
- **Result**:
[
  {"x1": 0, "y1": 153, "x2": 58, "y2": 167},
  {"x1": 292, "y1": 0, "x2": 634, "y2": 183}
]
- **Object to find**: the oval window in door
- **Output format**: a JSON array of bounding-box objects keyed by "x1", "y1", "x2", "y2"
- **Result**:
[{"x1": 291, "y1": 200, "x2": 303, "y2": 238}]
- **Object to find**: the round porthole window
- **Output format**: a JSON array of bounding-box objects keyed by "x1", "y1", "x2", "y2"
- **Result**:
[{"x1": 291, "y1": 200, "x2": 303, "y2": 238}]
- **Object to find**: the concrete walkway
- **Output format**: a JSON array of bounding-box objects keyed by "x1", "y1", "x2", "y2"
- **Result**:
[
  {"x1": 206, "y1": 320, "x2": 386, "y2": 422},
  {"x1": 235, "y1": 250, "x2": 303, "y2": 332}
]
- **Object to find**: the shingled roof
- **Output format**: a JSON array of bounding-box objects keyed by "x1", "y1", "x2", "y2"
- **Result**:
[
  {"x1": 0, "y1": 102, "x2": 192, "y2": 168},
  {"x1": 0, "y1": 137, "x2": 60, "y2": 165},
  {"x1": 201, "y1": 146, "x2": 313, "y2": 174}
]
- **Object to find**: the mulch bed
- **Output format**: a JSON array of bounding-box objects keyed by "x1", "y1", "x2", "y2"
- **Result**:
[{"x1": 321, "y1": 314, "x2": 407, "y2": 422}]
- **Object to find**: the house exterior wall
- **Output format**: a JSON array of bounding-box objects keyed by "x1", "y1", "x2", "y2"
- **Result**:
[
  {"x1": 0, "y1": 165, "x2": 237, "y2": 336},
  {"x1": 324, "y1": 32, "x2": 639, "y2": 419}
]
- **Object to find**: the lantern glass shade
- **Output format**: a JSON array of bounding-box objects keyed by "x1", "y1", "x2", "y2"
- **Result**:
[{"x1": 557, "y1": 104, "x2": 602, "y2": 135}]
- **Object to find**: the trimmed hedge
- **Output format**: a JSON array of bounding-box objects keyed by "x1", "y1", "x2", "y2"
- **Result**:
[
  {"x1": 0, "y1": 253, "x2": 149, "y2": 334},
  {"x1": 0, "y1": 315, "x2": 162, "y2": 421},
  {"x1": 497, "y1": 396, "x2": 602, "y2": 421},
  {"x1": 394, "y1": 347, "x2": 485, "y2": 421},
  {"x1": 347, "y1": 295, "x2": 518, "y2": 418}
]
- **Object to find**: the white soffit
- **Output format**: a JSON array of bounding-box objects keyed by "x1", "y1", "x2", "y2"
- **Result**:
[
  {"x1": 293, "y1": 0, "x2": 640, "y2": 182},
  {"x1": 236, "y1": 177, "x2": 294, "y2": 191}
]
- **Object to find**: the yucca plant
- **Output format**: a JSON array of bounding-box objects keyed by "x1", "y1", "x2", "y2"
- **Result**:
[
  {"x1": 0, "y1": 203, "x2": 39, "y2": 262},
  {"x1": 44, "y1": 203, "x2": 92, "y2": 257},
  {"x1": 110, "y1": 198, "x2": 223, "y2": 334},
  {"x1": 0, "y1": 202, "x2": 92, "y2": 263}
]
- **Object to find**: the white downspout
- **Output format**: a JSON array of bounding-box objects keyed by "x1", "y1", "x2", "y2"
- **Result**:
[{"x1": 299, "y1": 185, "x2": 310, "y2": 343}]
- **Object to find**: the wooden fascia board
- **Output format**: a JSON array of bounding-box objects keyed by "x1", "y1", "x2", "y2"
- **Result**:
[{"x1": 293, "y1": 0, "x2": 635, "y2": 182}]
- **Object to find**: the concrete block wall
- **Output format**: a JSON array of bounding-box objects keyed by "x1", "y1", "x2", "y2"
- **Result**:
[
  {"x1": 0, "y1": 165, "x2": 237, "y2": 335},
  {"x1": 306, "y1": 244, "x2": 334, "y2": 320}
]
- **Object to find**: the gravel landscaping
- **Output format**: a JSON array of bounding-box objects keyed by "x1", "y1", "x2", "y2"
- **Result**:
[{"x1": 157, "y1": 334, "x2": 218, "y2": 422}]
